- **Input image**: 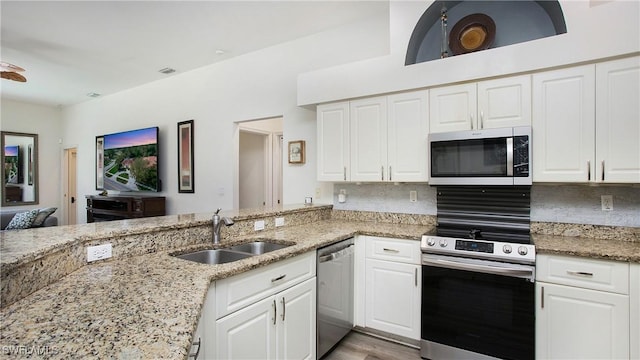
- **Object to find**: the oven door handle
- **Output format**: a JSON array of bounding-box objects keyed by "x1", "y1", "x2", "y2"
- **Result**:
[{"x1": 422, "y1": 256, "x2": 535, "y2": 281}]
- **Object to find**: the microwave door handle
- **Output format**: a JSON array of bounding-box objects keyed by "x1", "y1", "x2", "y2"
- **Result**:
[{"x1": 506, "y1": 137, "x2": 513, "y2": 176}]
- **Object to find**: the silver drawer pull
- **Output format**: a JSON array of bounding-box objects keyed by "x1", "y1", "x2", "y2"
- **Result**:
[
  {"x1": 271, "y1": 274, "x2": 286, "y2": 282},
  {"x1": 382, "y1": 248, "x2": 400, "y2": 253},
  {"x1": 567, "y1": 270, "x2": 594, "y2": 277}
]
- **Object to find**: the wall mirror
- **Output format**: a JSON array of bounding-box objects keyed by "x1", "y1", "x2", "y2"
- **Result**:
[{"x1": 1, "y1": 131, "x2": 39, "y2": 206}]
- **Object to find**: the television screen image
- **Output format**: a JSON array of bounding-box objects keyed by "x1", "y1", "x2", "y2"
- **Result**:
[
  {"x1": 102, "y1": 127, "x2": 159, "y2": 192},
  {"x1": 4, "y1": 145, "x2": 21, "y2": 184}
]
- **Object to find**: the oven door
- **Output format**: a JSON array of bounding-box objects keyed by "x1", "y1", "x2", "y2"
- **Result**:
[{"x1": 421, "y1": 254, "x2": 535, "y2": 360}]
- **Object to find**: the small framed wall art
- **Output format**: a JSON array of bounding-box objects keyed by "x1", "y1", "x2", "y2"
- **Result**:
[
  {"x1": 288, "y1": 140, "x2": 305, "y2": 164},
  {"x1": 177, "y1": 120, "x2": 194, "y2": 193}
]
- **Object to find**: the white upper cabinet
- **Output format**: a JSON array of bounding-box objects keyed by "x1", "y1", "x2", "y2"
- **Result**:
[
  {"x1": 532, "y1": 65, "x2": 596, "y2": 182},
  {"x1": 533, "y1": 56, "x2": 640, "y2": 183},
  {"x1": 318, "y1": 90, "x2": 429, "y2": 182},
  {"x1": 430, "y1": 75, "x2": 531, "y2": 133},
  {"x1": 595, "y1": 56, "x2": 640, "y2": 183},
  {"x1": 317, "y1": 102, "x2": 350, "y2": 181},
  {"x1": 387, "y1": 91, "x2": 430, "y2": 182},
  {"x1": 350, "y1": 97, "x2": 388, "y2": 182}
]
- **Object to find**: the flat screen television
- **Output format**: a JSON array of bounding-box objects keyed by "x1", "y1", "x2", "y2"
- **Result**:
[
  {"x1": 4, "y1": 145, "x2": 22, "y2": 184},
  {"x1": 102, "y1": 127, "x2": 160, "y2": 192}
]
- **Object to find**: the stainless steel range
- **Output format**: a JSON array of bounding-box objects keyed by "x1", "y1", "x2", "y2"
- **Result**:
[{"x1": 420, "y1": 186, "x2": 536, "y2": 360}]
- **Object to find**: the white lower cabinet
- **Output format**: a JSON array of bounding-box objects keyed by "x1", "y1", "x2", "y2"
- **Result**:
[
  {"x1": 216, "y1": 277, "x2": 316, "y2": 360},
  {"x1": 360, "y1": 236, "x2": 421, "y2": 340},
  {"x1": 214, "y1": 252, "x2": 316, "y2": 360},
  {"x1": 536, "y1": 254, "x2": 630, "y2": 360}
]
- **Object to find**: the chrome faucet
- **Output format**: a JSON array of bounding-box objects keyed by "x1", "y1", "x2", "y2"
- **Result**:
[{"x1": 212, "y1": 208, "x2": 234, "y2": 244}]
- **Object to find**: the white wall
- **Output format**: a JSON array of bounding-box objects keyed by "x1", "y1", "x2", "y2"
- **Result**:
[
  {"x1": 0, "y1": 99, "x2": 63, "y2": 211},
  {"x1": 60, "y1": 14, "x2": 389, "y2": 222}
]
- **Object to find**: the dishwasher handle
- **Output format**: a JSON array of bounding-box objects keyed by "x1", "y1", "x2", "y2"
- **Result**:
[{"x1": 319, "y1": 244, "x2": 354, "y2": 263}]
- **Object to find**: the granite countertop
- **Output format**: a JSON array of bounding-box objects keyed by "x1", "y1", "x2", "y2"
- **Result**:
[
  {"x1": 1, "y1": 209, "x2": 638, "y2": 359},
  {"x1": 533, "y1": 233, "x2": 640, "y2": 262},
  {"x1": 0, "y1": 219, "x2": 431, "y2": 359}
]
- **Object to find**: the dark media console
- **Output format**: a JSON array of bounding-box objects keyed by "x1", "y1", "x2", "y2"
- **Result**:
[{"x1": 86, "y1": 194, "x2": 166, "y2": 223}]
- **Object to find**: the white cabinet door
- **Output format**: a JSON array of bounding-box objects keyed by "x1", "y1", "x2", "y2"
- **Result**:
[
  {"x1": 536, "y1": 282, "x2": 630, "y2": 360},
  {"x1": 350, "y1": 96, "x2": 387, "y2": 182},
  {"x1": 532, "y1": 65, "x2": 596, "y2": 182},
  {"x1": 631, "y1": 263, "x2": 640, "y2": 360},
  {"x1": 387, "y1": 90, "x2": 429, "y2": 182},
  {"x1": 277, "y1": 278, "x2": 316, "y2": 360},
  {"x1": 478, "y1": 75, "x2": 531, "y2": 129},
  {"x1": 317, "y1": 102, "x2": 349, "y2": 181},
  {"x1": 365, "y1": 258, "x2": 421, "y2": 340},
  {"x1": 216, "y1": 295, "x2": 277, "y2": 360},
  {"x1": 429, "y1": 83, "x2": 477, "y2": 133},
  {"x1": 596, "y1": 56, "x2": 640, "y2": 183}
]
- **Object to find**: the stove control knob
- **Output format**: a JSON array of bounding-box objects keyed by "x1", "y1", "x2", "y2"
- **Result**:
[
  {"x1": 503, "y1": 244, "x2": 512, "y2": 254},
  {"x1": 439, "y1": 239, "x2": 448, "y2": 248},
  {"x1": 517, "y1": 246, "x2": 528, "y2": 256},
  {"x1": 427, "y1": 238, "x2": 436, "y2": 247}
]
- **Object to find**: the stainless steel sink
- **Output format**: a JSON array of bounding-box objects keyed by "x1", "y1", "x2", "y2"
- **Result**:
[
  {"x1": 227, "y1": 241, "x2": 291, "y2": 255},
  {"x1": 175, "y1": 249, "x2": 253, "y2": 265}
]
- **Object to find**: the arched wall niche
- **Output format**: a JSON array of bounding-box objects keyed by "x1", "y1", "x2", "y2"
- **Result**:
[{"x1": 406, "y1": 0, "x2": 567, "y2": 65}]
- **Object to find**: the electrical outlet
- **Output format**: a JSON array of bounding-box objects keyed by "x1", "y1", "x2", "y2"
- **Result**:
[
  {"x1": 254, "y1": 220, "x2": 265, "y2": 231},
  {"x1": 87, "y1": 243, "x2": 112, "y2": 262},
  {"x1": 275, "y1": 217, "x2": 285, "y2": 227},
  {"x1": 601, "y1": 195, "x2": 613, "y2": 211},
  {"x1": 410, "y1": 190, "x2": 417, "y2": 202}
]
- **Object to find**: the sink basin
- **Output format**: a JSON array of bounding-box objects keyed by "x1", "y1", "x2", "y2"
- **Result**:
[
  {"x1": 175, "y1": 249, "x2": 253, "y2": 265},
  {"x1": 227, "y1": 241, "x2": 291, "y2": 255}
]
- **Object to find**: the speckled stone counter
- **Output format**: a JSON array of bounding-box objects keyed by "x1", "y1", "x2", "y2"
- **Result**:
[
  {"x1": 0, "y1": 213, "x2": 432, "y2": 359},
  {"x1": 2, "y1": 204, "x2": 638, "y2": 359}
]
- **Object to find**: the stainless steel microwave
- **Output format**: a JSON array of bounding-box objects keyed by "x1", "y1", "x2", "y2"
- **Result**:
[{"x1": 428, "y1": 126, "x2": 531, "y2": 185}]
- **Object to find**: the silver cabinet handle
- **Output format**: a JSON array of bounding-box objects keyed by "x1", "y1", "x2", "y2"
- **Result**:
[
  {"x1": 414, "y1": 267, "x2": 418, "y2": 287},
  {"x1": 541, "y1": 286, "x2": 545, "y2": 309},
  {"x1": 271, "y1": 274, "x2": 286, "y2": 283},
  {"x1": 344, "y1": 167, "x2": 346, "y2": 181},
  {"x1": 480, "y1": 111, "x2": 484, "y2": 129},
  {"x1": 470, "y1": 114, "x2": 474, "y2": 129},
  {"x1": 601, "y1": 161, "x2": 605, "y2": 181},
  {"x1": 587, "y1": 160, "x2": 591, "y2": 181},
  {"x1": 382, "y1": 248, "x2": 399, "y2": 253},
  {"x1": 189, "y1": 338, "x2": 201, "y2": 359},
  {"x1": 567, "y1": 270, "x2": 594, "y2": 277},
  {"x1": 272, "y1": 299, "x2": 277, "y2": 325},
  {"x1": 281, "y1": 297, "x2": 286, "y2": 321},
  {"x1": 381, "y1": 166, "x2": 384, "y2": 181},
  {"x1": 389, "y1": 166, "x2": 392, "y2": 181}
]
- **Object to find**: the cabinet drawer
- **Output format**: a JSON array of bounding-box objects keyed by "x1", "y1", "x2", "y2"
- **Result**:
[
  {"x1": 536, "y1": 254, "x2": 629, "y2": 294},
  {"x1": 365, "y1": 236, "x2": 421, "y2": 265},
  {"x1": 216, "y1": 251, "x2": 316, "y2": 319}
]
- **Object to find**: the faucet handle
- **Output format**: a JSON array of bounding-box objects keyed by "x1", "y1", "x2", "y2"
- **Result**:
[{"x1": 215, "y1": 208, "x2": 222, "y2": 215}]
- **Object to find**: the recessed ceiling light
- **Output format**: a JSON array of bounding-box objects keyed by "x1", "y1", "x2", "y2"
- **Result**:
[
  {"x1": 87, "y1": 92, "x2": 101, "y2": 98},
  {"x1": 158, "y1": 67, "x2": 176, "y2": 74}
]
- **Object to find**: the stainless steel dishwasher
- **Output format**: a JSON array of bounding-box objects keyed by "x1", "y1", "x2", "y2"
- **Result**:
[{"x1": 317, "y1": 238, "x2": 355, "y2": 359}]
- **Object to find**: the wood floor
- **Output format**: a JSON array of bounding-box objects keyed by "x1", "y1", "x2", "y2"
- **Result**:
[{"x1": 322, "y1": 331, "x2": 421, "y2": 360}]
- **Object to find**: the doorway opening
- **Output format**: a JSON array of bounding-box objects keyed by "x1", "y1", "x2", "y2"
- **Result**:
[
  {"x1": 63, "y1": 147, "x2": 78, "y2": 225},
  {"x1": 236, "y1": 117, "x2": 283, "y2": 209}
]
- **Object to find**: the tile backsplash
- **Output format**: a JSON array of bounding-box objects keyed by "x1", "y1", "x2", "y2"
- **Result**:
[{"x1": 332, "y1": 183, "x2": 640, "y2": 227}]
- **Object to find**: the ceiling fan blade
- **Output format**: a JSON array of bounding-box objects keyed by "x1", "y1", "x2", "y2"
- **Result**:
[
  {"x1": 1, "y1": 71, "x2": 27, "y2": 82},
  {"x1": 0, "y1": 62, "x2": 25, "y2": 72}
]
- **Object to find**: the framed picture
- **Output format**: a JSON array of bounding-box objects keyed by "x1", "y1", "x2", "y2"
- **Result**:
[
  {"x1": 28, "y1": 144, "x2": 33, "y2": 186},
  {"x1": 288, "y1": 140, "x2": 305, "y2": 164},
  {"x1": 178, "y1": 120, "x2": 194, "y2": 193},
  {"x1": 95, "y1": 136, "x2": 104, "y2": 189}
]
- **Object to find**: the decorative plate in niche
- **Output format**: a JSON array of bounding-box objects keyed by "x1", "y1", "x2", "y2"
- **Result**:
[{"x1": 448, "y1": 13, "x2": 496, "y2": 55}]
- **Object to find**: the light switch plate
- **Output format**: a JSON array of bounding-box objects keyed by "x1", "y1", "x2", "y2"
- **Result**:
[{"x1": 275, "y1": 217, "x2": 285, "y2": 227}]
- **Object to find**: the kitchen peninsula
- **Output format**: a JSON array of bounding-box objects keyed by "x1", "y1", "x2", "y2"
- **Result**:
[{"x1": 1, "y1": 205, "x2": 638, "y2": 359}]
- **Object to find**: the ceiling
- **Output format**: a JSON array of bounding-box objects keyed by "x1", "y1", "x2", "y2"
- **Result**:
[{"x1": 0, "y1": 1, "x2": 388, "y2": 107}]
